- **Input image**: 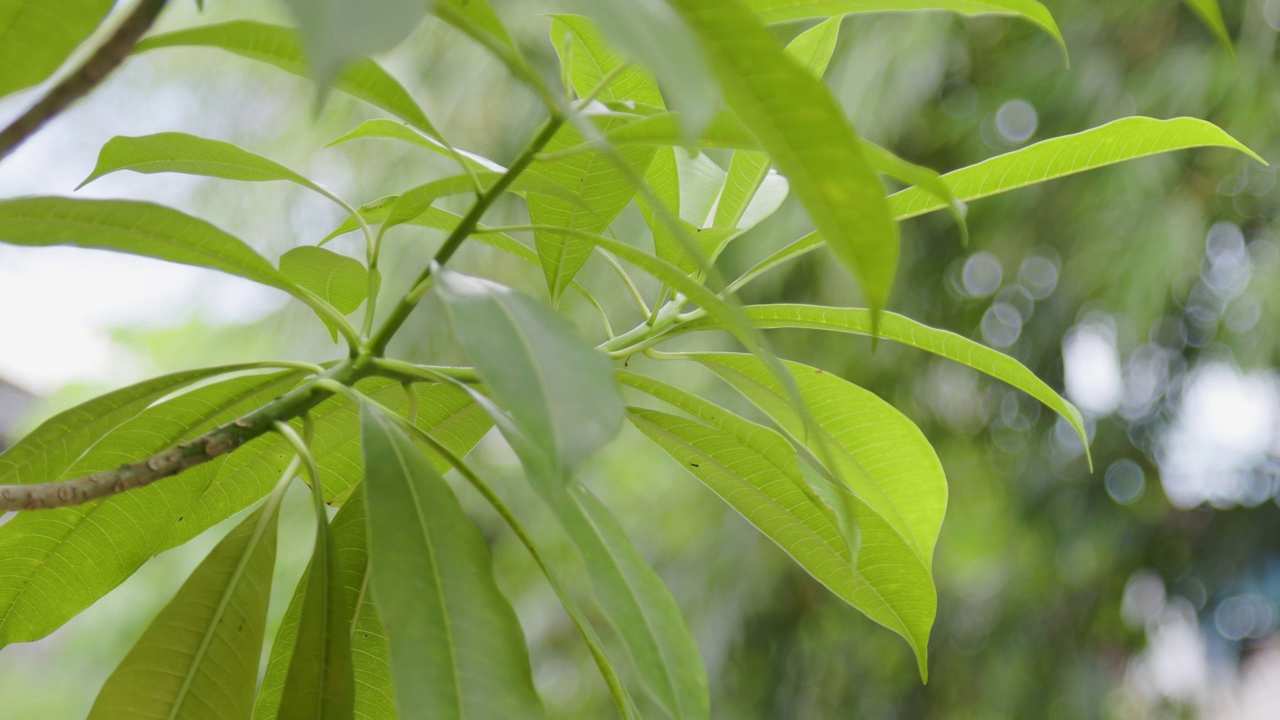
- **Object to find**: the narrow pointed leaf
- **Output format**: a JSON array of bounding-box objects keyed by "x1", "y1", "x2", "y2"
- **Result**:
[
  {"x1": 674, "y1": 304, "x2": 1089, "y2": 459},
  {"x1": 1183, "y1": 0, "x2": 1234, "y2": 54},
  {"x1": 87, "y1": 493, "x2": 282, "y2": 719},
  {"x1": 133, "y1": 21, "x2": 437, "y2": 136},
  {"x1": 434, "y1": 268, "x2": 624, "y2": 477},
  {"x1": 360, "y1": 405, "x2": 544, "y2": 719},
  {"x1": 276, "y1": 509, "x2": 354, "y2": 720},
  {"x1": 744, "y1": 0, "x2": 1064, "y2": 52},
  {"x1": 327, "y1": 119, "x2": 505, "y2": 172},
  {"x1": 666, "y1": 0, "x2": 899, "y2": 319},
  {"x1": 0, "y1": 197, "x2": 350, "y2": 331},
  {"x1": 0, "y1": 0, "x2": 113, "y2": 98},
  {"x1": 257, "y1": 495, "x2": 387, "y2": 720},
  {"x1": 78, "y1": 133, "x2": 333, "y2": 200},
  {"x1": 382, "y1": 171, "x2": 586, "y2": 237},
  {"x1": 0, "y1": 370, "x2": 305, "y2": 648}
]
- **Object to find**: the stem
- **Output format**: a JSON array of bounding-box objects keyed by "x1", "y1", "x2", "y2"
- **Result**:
[
  {"x1": 0, "y1": 0, "x2": 169, "y2": 161},
  {"x1": 273, "y1": 420, "x2": 325, "y2": 515},
  {"x1": 365, "y1": 114, "x2": 565, "y2": 355},
  {"x1": 0, "y1": 358, "x2": 369, "y2": 511}
]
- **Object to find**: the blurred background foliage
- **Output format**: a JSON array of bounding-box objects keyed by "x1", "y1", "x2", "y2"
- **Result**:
[{"x1": 2, "y1": 0, "x2": 1279, "y2": 717}]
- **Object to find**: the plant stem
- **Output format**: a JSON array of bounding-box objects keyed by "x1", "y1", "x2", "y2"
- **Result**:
[
  {"x1": 0, "y1": 0, "x2": 169, "y2": 161},
  {"x1": 365, "y1": 114, "x2": 565, "y2": 355}
]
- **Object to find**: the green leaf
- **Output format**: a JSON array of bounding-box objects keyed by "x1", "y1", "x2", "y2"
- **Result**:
[
  {"x1": 674, "y1": 304, "x2": 1090, "y2": 461},
  {"x1": 0, "y1": 0, "x2": 113, "y2": 98},
  {"x1": 280, "y1": 0, "x2": 427, "y2": 91},
  {"x1": 554, "y1": 485, "x2": 710, "y2": 720},
  {"x1": 734, "y1": 117, "x2": 1265, "y2": 290},
  {"x1": 77, "y1": 132, "x2": 334, "y2": 200},
  {"x1": 890, "y1": 116, "x2": 1264, "y2": 220},
  {"x1": 380, "y1": 171, "x2": 586, "y2": 239},
  {"x1": 87, "y1": 489, "x2": 283, "y2": 719},
  {"x1": 666, "y1": 0, "x2": 900, "y2": 321},
  {"x1": 0, "y1": 197, "x2": 354, "y2": 339},
  {"x1": 550, "y1": 15, "x2": 664, "y2": 107},
  {"x1": 528, "y1": 120, "x2": 657, "y2": 302},
  {"x1": 744, "y1": 0, "x2": 1064, "y2": 52},
  {"x1": 712, "y1": 17, "x2": 837, "y2": 230},
  {"x1": 1182, "y1": 0, "x2": 1234, "y2": 54},
  {"x1": 280, "y1": 246, "x2": 371, "y2": 342},
  {"x1": 0, "y1": 370, "x2": 305, "y2": 648},
  {"x1": 685, "y1": 353, "x2": 943, "y2": 677},
  {"x1": 618, "y1": 370, "x2": 848, "y2": 561},
  {"x1": 434, "y1": 268, "x2": 625, "y2": 477},
  {"x1": 275, "y1": 511, "x2": 354, "y2": 720},
  {"x1": 133, "y1": 21, "x2": 437, "y2": 136},
  {"x1": 574, "y1": 0, "x2": 719, "y2": 137},
  {"x1": 360, "y1": 404, "x2": 544, "y2": 719},
  {"x1": 327, "y1": 118, "x2": 505, "y2": 173},
  {"x1": 255, "y1": 492, "x2": 396, "y2": 720}
]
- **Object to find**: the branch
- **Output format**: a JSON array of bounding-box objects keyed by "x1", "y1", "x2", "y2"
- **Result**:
[
  {"x1": 0, "y1": 0, "x2": 168, "y2": 162},
  {"x1": 0, "y1": 360, "x2": 362, "y2": 512}
]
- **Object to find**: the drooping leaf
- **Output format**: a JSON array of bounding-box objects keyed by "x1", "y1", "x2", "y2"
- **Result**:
[
  {"x1": 554, "y1": 485, "x2": 711, "y2": 720},
  {"x1": 327, "y1": 118, "x2": 505, "y2": 172},
  {"x1": 133, "y1": 21, "x2": 437, "y2": 136},
  {"x1": 434, "y1": 268, "x2": 624, "y2": 478},
  {"x1": 528, "y1": 119, "x2": 657, "y2": 302},
  {"x1": 670, "y1": 304, "x2": 1089, "y2": 460},
  {"x1": 77, "y1": 132, "x2": 334, "y2": 200},
  {"x1": 360, "y1": 404, "x2": 545, "y2": 719},
  {"x1": 0, "y1": 197, "x2": 352, "y2": 334},
  {"x1": 733, "y1": 117, "x2": 1265, "y2": 289},
  {"x1": 0, "y1": 370, "x2": 306, "y2": 648},
  {"x1": 255, "y1": 492, "x2": 395, "y2": 720},
  {"x1": 1182, "y1": 0, "x2": 1234, "y2": 54},
  {"x1": 380, "y1": 170, "x2": 586, "y2": 238},
  {"x1": 685, "y1": 353, "x2": 944, "y2": 676},
  {"x1": 280, "y1": 0, "x2": 427, "y2": 91},
  {"x1": 87, "y1": 490, "x2": 284, "y2": 719},
  {"x1": 574, "y1": 0, "x2": 719, "y2": 137},
  {"x1": 744, "y1": 0, "x2": 1064, "y2": 52},
  {"x1": 712, "y1": 16, "x2": 838, "y2": 230},
  {"x1": 666, "y1": 0, "x2": 900, "y2": 321},
  {"x1": 275, "y1": 509, "x2": 354, "y2": 720},
  {"x1": 0, "y1": 0, "x2": 114, "y2": 99},
  {"x1": 280, "y1": 246, "x2": 371, "y2": 341}
]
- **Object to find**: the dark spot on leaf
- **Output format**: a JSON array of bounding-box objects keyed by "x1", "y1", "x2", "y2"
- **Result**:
[{"x1": 690, "y1": 462, "x2": 700, "y2": 467}]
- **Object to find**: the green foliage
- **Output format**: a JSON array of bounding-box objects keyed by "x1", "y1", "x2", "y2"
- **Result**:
[{"x1": 0, "y1": 0, "x2": 1265, "y2": 717}]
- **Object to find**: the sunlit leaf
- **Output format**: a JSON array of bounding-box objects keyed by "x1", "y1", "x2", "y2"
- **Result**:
[
  {"x1": 134, "y1": 21, "x2": 438, "y2": 136},
  {"x1": 550, "y1": 14, "x2": 664, "y2": 107},
  {"x1": 0, "y1": 0, "x2": 113, "y2": 99},
  {"x1": 672, "y1": 304, "x2": 1090, "y2": 460},
  {"x1": 744, "y1": 0, "x2": 1064, "y2": 53},
  {"x1": 667, "y1": 0, "x2": 899, "y2": 321},
  {"x1": 434, "y1": 268, "x2": 624, "y2": 478},
  {"x1": 0, "y1": 370, "x2": 305, "y2": 648},
  {"x1": 360, "y1": 404, "x2": 544, "y2": 719},
  {"x1": 280, "y1": 246, "x2": 371, "y2": 341},
  {"x1": 574, "y1": 0, "x2": 719, "y2": 137},
  {"x1": 274, "y1": 510, "x2": 354, "y2": 720},
  {"x1": 528, "y1": 120, "x2": 656, "y2": 303},
  {"x1": 713, "y1": 16, "x2": 838, "y2": 230},
  {"x1": 381, "y1": 170, "x2": 586, "y2": 238},
  {"x1": 327, "y1": 118, "x2": 505, "y2": 172},
  {"x1": 0, "y1": 197, "x2": 351, "y2": 334},
  {"x1": 77, "y1": 132, "x2": 332, "y2": 199},
  {"x1": 734, "y1": 117, "x2": 1265, "y2": 290},
  {"x1": 87, "y1": 491, "x2": 283, "y2": 719},
  {"x1": 255, "y1": 493, "x2": 395, "y2": 720}
]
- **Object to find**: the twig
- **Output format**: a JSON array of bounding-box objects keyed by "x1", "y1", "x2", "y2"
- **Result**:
[{"x1": 0, "y1": 0, "x2": 168, "y2": 161}]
